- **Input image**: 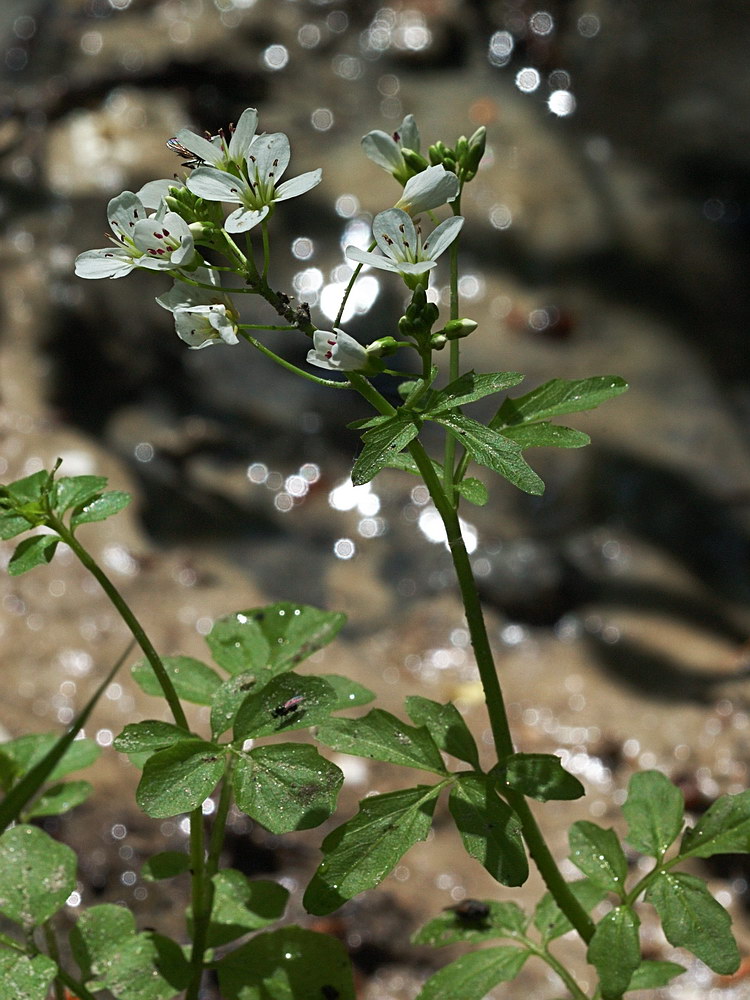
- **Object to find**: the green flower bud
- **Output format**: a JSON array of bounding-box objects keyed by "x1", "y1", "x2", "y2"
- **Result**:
[
  {"x1": 442, "y1": 318, "x2": 478, "y2": 339},
  {"x1": 400, "y1": 148, "x2": 429, "y2": 174},
  {"x1": 462, "y1": 126, "x2": 487, "y2": 181},
  {"x1": 366, "y1": 336, "x2": 400, "y2": 358}
]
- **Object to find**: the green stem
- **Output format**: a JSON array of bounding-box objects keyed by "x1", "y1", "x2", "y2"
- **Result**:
[
  {"x1": 529, "y1": 940, "x2": 590, "y2": 1000},
  {"x1": 261, "y1": 220, "x2": 271, "y2": 279},
  {"x1": 49, "y1": 519, "x2": 188, "y2": 731},
  {"x1": 42, "y1": 923, "x2": 64, "y2": 1000},
  {"x1": 55, "y1": 967, "x2": 100, "y2": 1000},
  {"x1": 186, "y1": 805, "x2": 209, "y2": 1000},
  {"x1": 443, "y1": 192, "x2": 463, "y2": 504},
  {"x1": 207, "y1": 758, "x2": 234, "y2": 878},
  {"x1": 238, "y1": 324, "x2": 297, "y2": 331},
  {"x1": 335, "y1": 240, "x2": 376, "y2": 329},
  {"x1": 239, "y1": 332, "x2": 351, "y2": 387}
]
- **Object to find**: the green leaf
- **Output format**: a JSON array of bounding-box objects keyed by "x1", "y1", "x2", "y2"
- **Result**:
[
  {"x1": 25, "y1": 779, "x2": 92, "y2": 818},
  {"x1": 113, "y1": 720, "x2": 192, "y2": 756},
  {"x1": 70, "y1": 490, "x2": 131, "y2": 527},
  {"x1": 533, "y1": 879, "x2": 607, "y2": 943},
  {"x1": 304, "y1": 785, "x2": 441, "y2": 915},
  {"x1": 1, "y1": 732, "x2": 100, "y2": 783},
  {"x1": 7, "y1": 535, "x2": 58, "y2": 576},
  {"x1": 200, "y1": 870, "x2": 288, "y2": 947},
  {"x1": 131, "y1": 655, "x2": 222, "y2": 706},
  {"x1": 587, "y1": 905, "x2": 641, "y2": 1000},
  {"x1": 321, "y1": 673, "x2": 376, "y2": 710},
  {"x1": 432, "y1": 412, "x2": 544, "y2": 495},
  {"x1": 680, "y1": 788, "x2": 750, "y2": 858},
  {"x1": 206, "y1": 603, "x2": 346, "y2": 676},
  {"x1": 0, "y1": 512, "x2": 33, "y2": 540},
  {"x1": 141, "y1": 851, "x2": 191, "y2": 881},
  {"x1": 52, "y1": 475, "x2": 108, "y2": 515},
  {"x1": 426, "y1": 371, "x2": 525, "y2": 414},
  {"x1": 568, "y1": 820, "x2": 628, "y2": 894},
  {"x1": 646, "y1": 870, "x2": 739, "y2": 974},
  {"x1": 413, "y1": 900, "x2": 527, "y2": 947},
  {"x1": 70, "y1": 904, "x2": 185, "y2": 998},
  {"x1": 500, "y1": 422, "x2": 590, "y2": 449},
  {"x1": 404, "y1": 695, "x2": 480, "y2": 768},
  {"x1": 627, "y1": 960, "x2": 686, "y2": 990},
  {"x1": 455, "y1": 477, "x2": 489, "y2": 506},
  {"x1": 233, "y1": 744, "x2": 343, "y2": 833},
  {"x1": 623, "y1": 770, "x2": 684, "y2": 858},
  {"x1": 315, "y1": 708, "x2": 447, "y2": 774},
  {"x1": 136, "y1": 739, "x2": 225, "y2": 818},
  {"x1": 0, "y1": 952, "x2": 57, "y2": 1000},
  {"x1": 217, "y1": 926, "x2": 355, "y2": 1000},
  {"x1": 494, "y1": 376, "x2": 628, "y2": 427},
  {"x1": 0, "y1": 825, "x2": 76, "y2": 928},
  {"x1": 351, "y1": 414, "x2": 421, "y2": 486},
  {"x1": 449, "y1": 775, "x2": 528, "y2": 887},
  {"x1": 494, "y1": 753, "x2": 584, "y2": 803},
  {"x1": 1, "y1": 470, "x2": 47, "y2": 505},
  {"x1": 210, "y1": 670, "x2": 271, "y2": 738},
  {"x1": 415, "y1": 946, "x2": 528, "y2": 1000},
  {"x1": 233, "y1": 673, "x2": 338, "y2": 741}
]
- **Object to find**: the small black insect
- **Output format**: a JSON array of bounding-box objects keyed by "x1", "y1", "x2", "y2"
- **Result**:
[
  {"x1": 321, "y1": 986, "x2": 339, "y2": 1000},
  {"x1": 444, "y1": 899, "x2": 490, "y2": 922},
  {"x1": 271, "y1": 695, "x2": 305, "y2": 718}
]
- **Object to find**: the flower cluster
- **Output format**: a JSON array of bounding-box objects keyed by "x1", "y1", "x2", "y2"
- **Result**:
[{"x1": 74, "y1": 108, "x2": 473, "y2": 369}]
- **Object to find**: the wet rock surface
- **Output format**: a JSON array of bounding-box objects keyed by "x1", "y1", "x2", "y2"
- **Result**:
[{"x1": 2, "y1": 1, "x2": 750, "y2": 997}]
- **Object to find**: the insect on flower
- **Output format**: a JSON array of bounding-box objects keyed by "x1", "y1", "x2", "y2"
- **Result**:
[
  {"x1": 271, "y1": 695, "x2": 305, "y2": 718},
  {"x1": 166, "y1": 137, "x2": 207, "y2": 170}
]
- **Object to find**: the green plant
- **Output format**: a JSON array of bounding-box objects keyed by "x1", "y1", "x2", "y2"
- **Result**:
[{"x1": 0, "y1": 107, "x2": 746, "y2": 1000}]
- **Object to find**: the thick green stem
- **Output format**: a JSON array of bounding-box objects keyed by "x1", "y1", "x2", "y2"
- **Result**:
[
  {"x1": 207, "y1": 760, "x2": 234, "y2": 878},
  {"x1": 186, "y1": 806, "x2": 209, "y2": 1000},
  {"x1": 50, "y1": 520, "x2": 188, "y2": 731},
  {"x1": 442, "y1": 193, "x2": 463, "y2": 503}
]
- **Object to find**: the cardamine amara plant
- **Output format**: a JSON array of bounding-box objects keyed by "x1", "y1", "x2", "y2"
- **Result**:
[{"x1": 1, "y1": 106, "x2": 747, "y2": 1000}]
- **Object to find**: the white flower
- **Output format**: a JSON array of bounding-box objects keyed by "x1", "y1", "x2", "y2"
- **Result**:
[
  {"x1": 307, "y1": 328, "x2": 368, "y2": 371},
  {"x1": 185, "y1": 131, "x2": 322, "y2": 234},
  {"x1": 361, "y1": 114, "x2": 420, "y2": 180},
  {"x1": 74, "y1": 192, "x2": 196, "y2": 279},
  {"x1": 156, "y1": 266, "x2": 239, "y2": 349},
  {"x1": 394, "y1": 165, "x2": 459, "y2": 216},
  {"x1": 168, "y1": 108, "x2": 260, "y2": 172},
  {"x1": 346, "y1": 208, "x2": 463, "y2": 279}
]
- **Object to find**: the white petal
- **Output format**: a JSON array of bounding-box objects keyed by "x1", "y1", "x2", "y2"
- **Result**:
[
  {"x1": 397, "y1": 114, "x2": 420, "y2": 153},
  {"x1": 174, "y1": 128, "x2": 224, "y2": 166},
  {"x1": 135, "y1": 179, "x2": 175, "y2": 210},
  {"x1": 361, "y1": 130, "x2": 401, "y2": 172},
  {"x1": 186, "y1": 166, "x2": 246, "y2": 203},
  {"x1": 228, "y1": 108, "x2": 259, "y2": 159},
  {"x1": 373, "y1": 208, "x2": 415, "y2": 259},
  {"x1": 207, "y1": 308, "x2": 240, "y2": 345},
  {"x1": 274, "y1": 169, "x2": 322, "y2": 202},
  {"x1": 396, "y1": 166, "x2": 459, "y2": 215},
  {"x1": 248, "y1": 132, "x2": 290, "y2": 184},
  {"x1": 393, "y1": 261, "x2": 436, "y2": 275},
  {"x1": 345, "y1": 246, "x2": 401, "y2": 272},
  {"x1": 74, "y1": 248, "x2": 135, "y2": 279},
  {"x1": 107, "y1": 191, "x2": 146, "y2": 240},
  {"x1": 422, "y1": 216, "x2": 464, "y2": 261},
  {"x1": 224, "y1": 205, "x2": 268, "y2": 233},
  {"x1": 307, "y1": 349, "x2": 334, "y2": 370}
]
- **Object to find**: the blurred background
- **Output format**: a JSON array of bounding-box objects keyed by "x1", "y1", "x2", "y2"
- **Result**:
[{"x1": 2, "y1": 1, "x2": 750, "y2": 997}]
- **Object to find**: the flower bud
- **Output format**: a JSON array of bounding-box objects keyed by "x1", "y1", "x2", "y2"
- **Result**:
[
  {"x1": 366, "y1": 336, "x2": 400, "y2": 358},
  {"x1": 462, "y1": 126, "x2": 487, "y2": 181},
  {"x1": 443, "y1": 318, "x2": 478, "y2": 338},
  {"x1": 400, "y1": 148, "x2": 429, "y2": 174}
]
